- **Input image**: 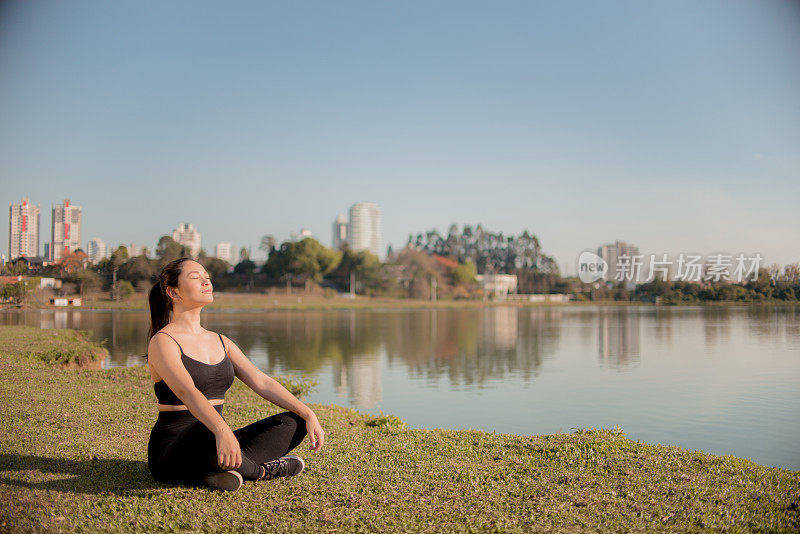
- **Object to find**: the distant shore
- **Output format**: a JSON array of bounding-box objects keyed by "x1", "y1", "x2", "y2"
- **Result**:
[{"x1": 6, "y1": 291, "x2": 799, "y2": 312}]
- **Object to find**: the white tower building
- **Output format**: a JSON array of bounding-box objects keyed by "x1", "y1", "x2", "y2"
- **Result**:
[
  {"x1": 86, "y1": 238, "x2": 108, "y2": 264},
  {"x1": 289, "y1": 228, "x2": 314, "y2": 242},
  {"x1": 215, "y1": 242, "x2": 232, "y2": 263},
  {"x1": 348, "y1": 202, "x2": 381, "y2": 258},
  {"x1": 172, "y1": 223, "x2": 201, "y2": 259}
]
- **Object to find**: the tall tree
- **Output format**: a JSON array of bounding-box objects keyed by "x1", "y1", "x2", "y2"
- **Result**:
[
  {"x1": 329, "y1": 246, "x2": 382, "y2": 290},
  {"x1": 110, "y1": 245, "x2": 129, "y2": 268},
  {"x1": 264, "y1": 238, "x2": 341, "y2": 282},
  {"x1": 259, "y1": 235, "x2": 277, "y2": 255},
  {"x1": 406, "y1": 223, "x2": 558, "y2": 276},
  {"x1": 234, "y1": 259, "x2": 256, "y2": 275},
  {"x1": 156, "y1": 236, "x2": 188, "y2": 266},
  {"x1": 201, "y1": 257, "x2": 231, "y2": 278},
  {"x1": 119, "y1": 255, "x2": 156, "y2": 285}
]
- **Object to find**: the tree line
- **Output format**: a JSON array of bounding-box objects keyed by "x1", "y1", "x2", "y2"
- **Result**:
[{"x1": 2, "y1": 224, "x2": 799, "y2": 303}]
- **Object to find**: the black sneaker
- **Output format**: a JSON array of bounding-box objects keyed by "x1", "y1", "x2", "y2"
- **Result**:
[
  {"x1": 259, "y1": 455, "x2": 305, "y2": 480},
  {"x1": 202, "y1": 470, "x2": 243, "y2": 491}
]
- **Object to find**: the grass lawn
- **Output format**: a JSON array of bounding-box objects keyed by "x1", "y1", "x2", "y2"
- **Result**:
[{"x1": 1, "y1": 325, "x2": 798, "y2": 532}]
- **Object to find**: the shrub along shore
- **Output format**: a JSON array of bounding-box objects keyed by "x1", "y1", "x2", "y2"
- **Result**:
[{"x1": 1, "y1": 325, "x2": 798, "y2": 532}]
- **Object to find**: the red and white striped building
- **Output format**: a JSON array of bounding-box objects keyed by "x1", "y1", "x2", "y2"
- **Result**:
[
  {"x1": 8, "y1": 197, "x2": 41, "y2": 260},
  {"x1": 50, "y1": 199, "x2": 82, "y2": 262}
]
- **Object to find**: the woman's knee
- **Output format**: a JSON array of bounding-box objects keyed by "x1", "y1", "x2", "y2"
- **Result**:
[{"x1": 278, "y1": 411, "x2": 308, "y2": 437}]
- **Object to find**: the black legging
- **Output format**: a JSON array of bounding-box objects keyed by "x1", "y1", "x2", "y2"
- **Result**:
[{"x1": 148, "y1": 404, "x2": 307, "y2": 485}]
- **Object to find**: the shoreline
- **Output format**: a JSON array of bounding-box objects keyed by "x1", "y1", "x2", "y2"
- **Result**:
[
  {"x1": 6, "y1": 292, "x2": 800, "y2": 312},
  {"x1": 1, "y1": 324, "x2": 798, "y2": 531}
]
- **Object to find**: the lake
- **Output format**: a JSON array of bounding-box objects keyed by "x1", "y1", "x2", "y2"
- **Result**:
[{"x1": 2, "y1": 305, "x2": 798, "y2": 470}]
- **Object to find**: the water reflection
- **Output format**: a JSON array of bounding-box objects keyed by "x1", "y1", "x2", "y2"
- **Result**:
[
  {"x1": 650, "y1": 307, "x2": 675, "y2": 347},
  {"x1": 746, "y1": 306, "x2": 800, "y2": 344},
  {"x1": 703, "y1": 307, "x2": 733, "y2": 348},
  {"x1": 597, "y1": 309, "x2": 641, "y2": 369},
  {"x1": 333, "y1": 354, "x2": 382, "y2": 409},
  {"x1": 381, "y1": 308, "x2": 562, "y2": 388},
  {"x1": 0, "y1": 307, "x2": 564, "y2": 396}
]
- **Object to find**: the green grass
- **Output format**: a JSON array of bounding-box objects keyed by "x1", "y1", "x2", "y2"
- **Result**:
[
  {"x1": 1, "y1": 325, "x2": 798, "y2": 532},
  {"x1": 2, "y1": 326, "x2": 109, "y2": 367}
]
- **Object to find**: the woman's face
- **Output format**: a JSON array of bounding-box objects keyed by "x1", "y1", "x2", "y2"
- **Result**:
[{"x1": 169, "y1": 260, "x2": 213, "y2": 305}]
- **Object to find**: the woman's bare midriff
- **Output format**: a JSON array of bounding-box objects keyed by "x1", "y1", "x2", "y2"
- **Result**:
[{"x1": 157, "y1": 399, "x2": 224, "y2": 412}]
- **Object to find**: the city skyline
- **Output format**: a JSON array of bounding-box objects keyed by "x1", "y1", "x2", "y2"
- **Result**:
[
  {"x1": 2, "y1": 1, "x2": 799, "y2": 274},
  {"x1": 5, "y1": 195, "x2": 388, "y2": 263},
  {"x1": 2, "y1": 192, "x2": 797, "y2": 276}
]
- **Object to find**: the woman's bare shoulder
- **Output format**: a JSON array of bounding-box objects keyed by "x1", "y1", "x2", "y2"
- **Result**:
[
  {"x1": 148, "y1": 330, "x2": 181, "y2": 354},
  {"x1": 216, "y1": 331, "x2": 230, "y2": 342},
  {"x1": 217, "y1": 333, "x2": 240, "y2": 349}
]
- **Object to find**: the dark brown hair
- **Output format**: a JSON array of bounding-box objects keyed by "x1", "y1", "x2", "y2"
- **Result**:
[{"x1": 147, "y1": 257, "x2": 192, "y2": 345}]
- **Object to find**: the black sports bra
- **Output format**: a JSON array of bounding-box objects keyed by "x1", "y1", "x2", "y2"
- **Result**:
[{"x1": 151, "y1": 331, "x2": 235, "y2": 406}]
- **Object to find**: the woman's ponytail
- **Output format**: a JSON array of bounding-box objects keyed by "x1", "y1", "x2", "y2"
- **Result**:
[
  {"x1": 146, "y1": 258, "x2": 191, "y2": 358},
  {"x1": 148, "y1": 280, "x2": 171, "y2": 342}
]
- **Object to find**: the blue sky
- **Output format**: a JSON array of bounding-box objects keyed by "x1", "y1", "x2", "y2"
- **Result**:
[{"x1": 1, "y1": 0, "x2": 798, "y2": 274}]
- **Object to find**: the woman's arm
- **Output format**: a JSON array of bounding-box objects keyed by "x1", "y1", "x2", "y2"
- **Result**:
[
  {"x1": 222, "y1": 334, "x2": 325, "y2": 452},
  {"x1": 148, "y1": 334, "x2": 242, "y2": 469}
]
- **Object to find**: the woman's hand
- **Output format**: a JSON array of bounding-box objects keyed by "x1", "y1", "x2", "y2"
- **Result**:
[
  {"x1": 305, "y1": 412, "x2": 325, "y2": 452},
  {"x1": 215, "y1": 428, "x2": 242, "y2": 470}
]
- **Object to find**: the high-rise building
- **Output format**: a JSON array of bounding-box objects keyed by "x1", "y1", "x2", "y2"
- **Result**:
[
  {"x1": 51, "y1": 199, "x2": 82, "y2": 262},
  {"x1": 215, "y1": 242, "x2": 232, "y2": 263},
  {"x1": 128, "y1": 244, "x2": 148, "y2": 257},
  {"x1": 597, "y1": 243, "x2": 619, "y2": 278},
  {"x1": 349, "y1": 202, "x2": 381, "y2": 258},
  {"x1": 289, "y1": 228, "x2": 313, "y2": 242},
  {"x1": 86, "y1": 238, "x2": 108, "y2": 264},
  {"x1": 172, "y1": 223, "x2": 201, "y2": 258},
  {"x1": 598, "y1": 241, "x2": 641, "y2": 282},
  {"x1": 332, "y1": 214, "x2": 348, "y2": 250},
  {"x1": 8, "y1": 197, "x2": 40, "y2": 259}
]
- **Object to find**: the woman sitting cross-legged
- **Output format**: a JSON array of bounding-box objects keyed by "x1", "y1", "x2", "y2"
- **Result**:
[{"x1": 146, "y1": 258, "x2": 325, "y2": 491}]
